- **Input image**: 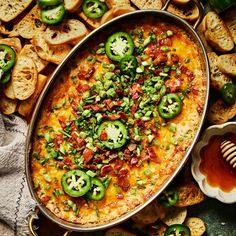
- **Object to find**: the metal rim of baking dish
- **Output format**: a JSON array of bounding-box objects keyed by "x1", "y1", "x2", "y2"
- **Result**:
[{"x1": 25, "y1": 1, "x2": 210, "y2": 233}]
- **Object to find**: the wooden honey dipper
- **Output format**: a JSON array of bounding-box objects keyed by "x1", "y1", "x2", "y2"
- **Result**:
[{"x1": 220, "y1": 140, "x2": 236, "y2": 169}]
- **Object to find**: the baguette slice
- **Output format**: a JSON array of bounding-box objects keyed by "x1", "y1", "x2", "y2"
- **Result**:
[
  {"x1": 64, "y1": 0, "x2": 83, "y2": 12},
  {"x1": 218, "y1": 53, "x2": 236, "y2": 77},
  {"x1": 207, "y1": 52, "x2": 232, "y2": 91},
  {"x1": 224, "y1": 8, "x2": 236, "y2": 44},
  {"x1": 172, "y1": 0, "x2": 191, "y2": 5},
  {"x1": 12, "y1": 56, "x2": 38, "y2": 100},
  {"x1": 204, "y1": 11, "x2": 234, "y2": 52},
  {"x1": 44, "y1": 19, "x2": 88, "y2": 45},
  {"x1": 0, "y1": 37, "x2": 22, "y2": 53},
  {"x1": 185, "y1": 217, "x2": 206, "y2": 236},
  {"x1": 0, "y1": 95, "x2": 17, "y2": 115},
  {"x1": 3, "y1": 80, "x2": 16, "y2": 100},
  {"x1": 106, "y1": 0, "x2": 131, "y2": 9},
  {"x1": 167, "y1": 1, "x2": 199, "y2": 22},
  {"x1": 19, "y1": 44, "x2": 48, "y2": 72},
  {"x1": 105, "y1": 226, "x2": 136, "y2": 236},
  {"x1": 78, "y1": 12, "x2": 101, "y2": 29},
  {"x1": 207, "y1": 99, "x2": 236, "y2": 124},
  {"x1": 18, "y1": 74, "x2": 48, "y2": 116},
  {"x1": 101, "y1": 6, "x2": 136, "y2": 25},
  {"x1": 131, "y1": 0, "x2": 162, "y2": 10},
  {"x1": 32, "y1": 34, "x2": 72, "y2": 64},
  {"x1": 161, "y1": 207, "x2": 187, "y2": 226},
  {"x1": 0, "y1": 0, "x2": 33, "y2": 22},
  {"x1": 9, "y1": 5, "x2": 46, "y2": 39}
]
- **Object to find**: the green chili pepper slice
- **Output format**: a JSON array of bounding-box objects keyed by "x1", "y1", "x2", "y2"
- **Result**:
[
  {"x1": 164, "y1": 224, "x2": 191, "y2": 236},
  {"x1": 41, "y1": 4, "x2": 66, "y2": 25},
  {"x1": 0, "y1": 44, "x2": 16, "y2": 74},
  {"x1": 82, "y1": 0, "x2": 107, "y2": 19},
  {"x1": 105, "y1": 32, "x2": 134, "y2": 62},
  {"x1": 220, "y1": 83, "x2": 236, "y2": 104},
  {"x1": 157, "y1": 187, "x2": 179, "y2": 208},
  {"x1": 158, "y1": 93, "x2": 182, "y2": 119},
  {"x1": 98, "y1": 120, "x2": 128, "y2": 149},
  {"x1": 85, "y1": 177, "x2": 105, "y2": 201},
  {"x1": 0, "y1": 71, "x2": 11, "y2": 85},
  {"x1": 119, "y1": 55, "x2": 137, "y2": 76},
  {"x1": 37, "y1": 0, "x2": 62, "y2": 8},
  {"x1": 61, "y1": 170, "x2": 91, "y2": 197}
]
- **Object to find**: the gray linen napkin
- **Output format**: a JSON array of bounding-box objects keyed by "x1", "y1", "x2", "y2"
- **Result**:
[{"x1": 0, "y1": 114, "x2": 36, "y2": 235}]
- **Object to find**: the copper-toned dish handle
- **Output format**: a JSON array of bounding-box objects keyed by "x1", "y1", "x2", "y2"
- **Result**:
[
  {"x1": 162, "y1": 0, "x2": 204, "y2": 29},
  {"x1": 28, "y1": 208, "x2": 72, "y2": 236}
]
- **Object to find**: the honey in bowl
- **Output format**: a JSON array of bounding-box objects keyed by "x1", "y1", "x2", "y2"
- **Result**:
[{"x1": 200, "y1": 133, "x2": 236, "y2": 192}]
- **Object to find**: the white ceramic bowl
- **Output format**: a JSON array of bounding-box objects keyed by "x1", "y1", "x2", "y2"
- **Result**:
[{"x1": 191, "y1": 122, "x2": 236, "y2": 204}]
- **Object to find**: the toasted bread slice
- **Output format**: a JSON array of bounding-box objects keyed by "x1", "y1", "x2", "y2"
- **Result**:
[
  {"x1": 207, "y1": 98, "x2": 236, "y2": 124},
  {"x1": 0, "y1": 0, "x2": 33, "y2": 22},
  {"x1": 101, "y1": 6, "x2": 136, "y2": 24},
  {"x1": 64, "y1": 0, "x2": 83, "y2": 12},
  {"x1": 19, "y1": 44, "x2": 48, "y2": 72},
  {"x1": 44, "y1": 19, "x2": 88, "y2": 45},
  {"x1": 167, "y1": 1, "x2": 199, "y2": 22},
  {"x1": 12, "y1": 56, "x2": 38, "y2": 100},
  {"x1": 0, "y1": 95, "x2": 17, "y2": 115},
  {"x1": 218, "y1": 53, "x2": 236, "y2": 78},
  {"x1": 224, "y1": 7, "x2": 236, "y2": 44},
  {"x1": 161, "y1": 207, "x2": 187, "y2": 226},
  {"x1": 175, "y1": 181, "x2": 205, "y2": 207},
  {"x1": 9, "y1": 5, "x2": 46, "y2": 39},
  {"x1": 0, "y1": 37, "x2": 22, "y2": 53},
  {"x1": 78, "y1": 12, "x2": 101, "y2": 29},
  {"x1": 105, "y1": 226, "x2": 136, "y2": 236},
  {"x1": 197, "y1": 21, "x2": 212, "y2": 53},
  {"x1": 106, "y1": 0, "x2": 131, "y2": 9},
  {"x1": 18, "y1": 74, "x2": 48, "y2": 116},
  {"x1": 172, "y1": 0, "x2": 191, "y2": 5},
  {"x1": 204, "y1": 12, "x2": 234, "y2": 52},
  {"x1": 207, "y1": 52, "x2": 232, "y2": 91},
  {"x1": 32, "y1": 34, "x2": 72, "y2": 65},
  {"x1": 3, "y1": 80, "x2": 16, "y2": 100},
  {"x1": 185, "y1": 217, "x2": 206, "y2": 236},
  {"x1": 131, "y1": 0, "x2": 162, "y2": 10}
]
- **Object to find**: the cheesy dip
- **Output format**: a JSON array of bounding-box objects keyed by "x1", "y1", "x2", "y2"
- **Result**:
[{"x1": 31, "y1": 18, "x2": 206, "y2": 225}]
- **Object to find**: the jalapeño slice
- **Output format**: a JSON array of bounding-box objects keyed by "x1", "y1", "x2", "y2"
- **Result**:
[
  {"x1": 98, "y1": 120, "x2": 128, "y2": 149},
  {"x1": 0, "y1": 44, "x2": 16, "y2": 74},
  {"x1": 105, "y1": 32, "x2": 134, "y2": 62},
  {"x1": 61, "y1": 170, "x2": 91, "y2": 197},
  {"x1": 119, "y1": 55, "x2": 137, "y2": 76},
  {"x1": 85, "y1": 177, "x2": 105, "y2": 201},
  {"x1": 82, "y1": 0, "x2": 107, "y2": 19},
  {"x1": 157, "y1": 187, "x2": 179, "y2": 208},
  {"x1": 37, "y1": 0, "x2": 62, "y2": 8},
  {"x1": 164, "y1": 224, "x2": 191, "y2": 236},
  {"x1": 41, "y1": 4, "x2": 66, "y2": 25},
  {"x1": 220, "y1": 83, "x2": 236, "y2": 104},
  {"x1": 158, "y1": 93, "x2": 182, "y2": 119}
]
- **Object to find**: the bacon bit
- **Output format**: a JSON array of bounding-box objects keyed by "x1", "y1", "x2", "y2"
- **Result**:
[
  {"x1": 150, "y1": 125, "x2": 159, "y2": 134},
  {"x1": 83, "y1": 148, "x2": 94, "y2": 163},
  {"x1": 41, "y1": 195, "x2": 50, "y2": 203},
  {"x1": 103, "y1": 99, "x2": 114, "y2": 111},
  {"x1": 71, "y1": 102, "x2": 78, "y2": 112},
  {"x1": 146, "y1": 147, "x2": 161, "y2": 163},
  {"x1": 180, "y1": 65, "x2": 194, "y2": 80},
  {"x1": 116, "y1": 193, "x2": 124, "y2": 199},
  {"x1": 76, "y1": 137, "x2": 86, "y2": 147},
  {"x1": 135, "y1": 118, "x2": 144, "y2": 127},
  {"x1": 119, "y1": 112, "x2": 128, "y2": 121},
  {"x1": 128, "y1": 143, "x2": 137, "y2": 152},
  {"x1": 89, "y1": 164, "x2": 98, "y2": 171},
  {"x1": 59, "y1": 162, "x2": 64, "y2": 169},
  {"x1": 100, "y1": 165, "x2": 113, "y2": 176},
  {"x1": 58, "y1": 117, "x2": 67, "y2": 129},
  {"x1": 159, "y1": 37, "x2": 172, "y2": 46},
  {"x1": 165, "y1": 79, "x2": 181, "y2": 93},
  {"x1": 100, "y1": 129, "x2": 108, "y2": 141},
  {"x1": 91, "y1": 104, "x2": 102, "y2": 112},
  {"x1": 197, "y1": 102, "x2": 204, "y2": 114},
  {"x1": 153, "y1": 53, "x2": 168, "y2": 65},
  {"x1": 81, "y1": 84, "x2": 91, "y2": 92},
  {"x1": 117, "y1": 177, "x2": 130, "y2": 192},
  {"x1": 64, "y1": 157, "x2": 72, "y2": 166},
  {"x1": 132, "y1": 92, "x2": 139, "y2": 100},
  {"x1": 192, "y1": 88, "x2": 198, "y2": 96},
  {"x1": 118, "y1": 168, "x2": 129, "y2": 178},
  {"x1": 146, "y1": 44, "x2": 161, "y2": 58},
  {"x1": 171, "y1": 54, "x2": 179, "y2": 63},
  {"x1": 78, "y1": 67, "x2": 95, "y2": 80},
  {"x1": 130, "y1": 104, "x2": 138, "y2": 114},
  {"x1": 130, "y1": 157, "x2": 138, "y2": 166},
  {"x1": 124, "y1": 149, "x2": 131, "y2": 160},
  {"x1": 102, "y1": 114, "x2": 121, "y2": 121},
  {"x1": 114, "y1": 159, "x2": 124, "y2": 171},
  {"x1": 136, "y1": 77, "x2": 144, "y2": 85},
  {"x1": 54, "y1": 134, "x2": 63, "y2": 146},
  {"x1": 116, "y1": 89, "x2": 125, "y2": 98}
]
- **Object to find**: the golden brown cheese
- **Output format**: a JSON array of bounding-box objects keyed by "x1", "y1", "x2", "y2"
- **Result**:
[{"x1": 31, "y1": 19, "x2": 206, "y2": 226}]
